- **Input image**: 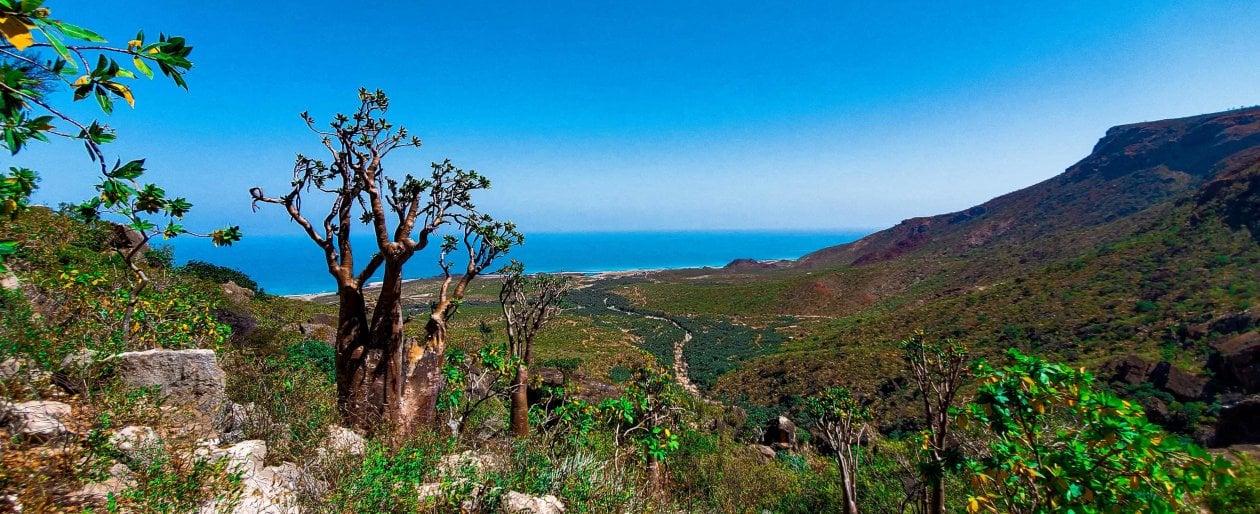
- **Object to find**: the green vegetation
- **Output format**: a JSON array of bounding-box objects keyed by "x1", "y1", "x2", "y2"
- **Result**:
[
  {"x1": 962, "y1": 349, "x2": 1230, "y2": 513},
  {"x1": 176, "y1": 260, "x2": 261, "y2": 294}
]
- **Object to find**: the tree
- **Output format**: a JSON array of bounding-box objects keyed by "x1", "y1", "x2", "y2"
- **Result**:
[
  {"x1": 249, "y1": 89, "x2": 521, "y2": 436},
  {"x1": 499, "y1": 260, "x2": 572, "y2": 437},
  {"x1": 598, "y1": 367, "x2": 684, "y2": 492},
  {"x1": 801, "y1": 386, "x2": 872, "y2": 514},
  {"x1": 0, "y1": 2, "x2": 240, "y2": 290},
  {"x1": 960, "y1": 349, "x2": 1231, "y2": 513},
  {"x1": 901, "y1": 331, "x2": 968, "y2": 514}
]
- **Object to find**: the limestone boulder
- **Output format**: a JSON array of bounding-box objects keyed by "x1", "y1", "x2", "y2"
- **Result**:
[
  {"x1": 503, "y1": 491, "x2": 566, "y2": 514},
  {"x1": 112, "y1": 349, "x2": 226, "y2": 418},
  {"x1": 221, "y1": 281, "x2": 255, "y2": 305},
  {"x1": 1, "y1": 400, "x2": 72, "y2": 442},
  {"x1": 198, "y1": 440, "x2": 299, "y2": 514},
  {"x1": 322, "y1": 424, "x2": 366, "y2": 457}
]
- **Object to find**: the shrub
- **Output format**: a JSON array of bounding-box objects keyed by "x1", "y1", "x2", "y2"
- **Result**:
[{"x1": 176, "y1": 260, "x2": 260, "y2": 293}]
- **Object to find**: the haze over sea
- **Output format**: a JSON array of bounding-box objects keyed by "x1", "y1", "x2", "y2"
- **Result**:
[{"x1": 168, "y1": 230, "x2": 868, "y2": 296}]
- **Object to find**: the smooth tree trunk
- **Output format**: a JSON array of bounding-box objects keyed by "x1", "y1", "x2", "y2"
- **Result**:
[{"x1": 509, "y1": 364, "x2": 530, "y2": 437}]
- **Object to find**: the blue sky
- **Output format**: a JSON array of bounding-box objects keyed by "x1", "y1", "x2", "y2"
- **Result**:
[{"x1": 19, "y1": 1, "x2": 1260, "y2": 235}]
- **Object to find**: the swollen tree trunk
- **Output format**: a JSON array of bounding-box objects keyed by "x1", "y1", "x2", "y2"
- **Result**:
[
  {"x1": 334, "y1": 262, "x2": 451, "y2": 437},
  {"x1": 509, "y1": 364, "x2": 529, "y2": 437}
]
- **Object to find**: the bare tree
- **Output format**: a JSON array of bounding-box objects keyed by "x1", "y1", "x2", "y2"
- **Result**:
[
  {"x1": 803, "y1": 387, "x2": 872, "y2": 514},
  {"x1": 250, "y1": 89, "x2": 520, "y2": 436},
  {"x1": 900, "y1": 331, "x2": 968, "y2": 514},
  {"x1": 499, "y1": 261, "x2": 572, "y2": 437}
]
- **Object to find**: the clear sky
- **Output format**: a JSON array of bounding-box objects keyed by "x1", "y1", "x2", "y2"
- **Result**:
[{"x1": 19, "y1": 1, "x2": 1260, "y2": 235}]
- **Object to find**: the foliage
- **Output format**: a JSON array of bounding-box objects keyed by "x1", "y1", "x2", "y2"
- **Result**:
[
  {"x1": 800, "y1": 386, "x2": 871, "y2": 512},
  {"x1": 1206, "y1": 455, "x2": 1260, "y2": 514},
  {"x1": 326, "y1": 439, "x2": 446, "y2": 513},
  {"x1": 960, "y1": 349, "x2": 1231, "y2": 513},
  {"x1": 597, "y1": 367, "x2": 685, "y2": 464},
  {"x1": 176, "y1": 260, "x2": 260, "y2": 293},
  {"x1": 0, "y1": 0, "x2": 239, "y2": 274}
]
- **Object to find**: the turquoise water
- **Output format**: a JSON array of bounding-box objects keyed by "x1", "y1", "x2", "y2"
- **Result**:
[{"x1": 167, "y1": 230, "x2": 867, "y2": 296}]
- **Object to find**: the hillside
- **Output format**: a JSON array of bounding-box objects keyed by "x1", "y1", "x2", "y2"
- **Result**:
[{"x1": 610, "y1": 108, "x2": 1260, "y2": 444}]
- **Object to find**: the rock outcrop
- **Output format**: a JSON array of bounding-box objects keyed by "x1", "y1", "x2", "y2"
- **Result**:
[
  {"x1": 1211, "y1": 331, "x2": 1260, "y2": 393},
  {"x1": 199, "y1": 440, "x2": 299, "y2": 514},
  {"x1": 764, "y1": 415, "x2": 798, "y2": 450},
  {"x1": 1100, "y1": 355, "x2": 1207, "y2": 401},
  {"x1": 112, "y1": 349, "x2": 227, "y2": 419},
  {"x1": 503, "y1": 491, "x2": 566, "y2": 514},
  {"x1": 0, "y1": 400, "x2": 71, "y2": 442}
]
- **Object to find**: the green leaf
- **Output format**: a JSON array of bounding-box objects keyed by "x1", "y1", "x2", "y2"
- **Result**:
[
  {"x1": 49, "y1": 19, "x2": 106, "y2": 42},
  {"x1": 37, "y1": 27, "x2": 75, "y2": 69},
  {"x1": 133, "y1": 56, "x2": 152, "y2": 79}
]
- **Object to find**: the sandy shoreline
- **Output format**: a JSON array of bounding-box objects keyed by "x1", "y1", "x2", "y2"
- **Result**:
[{"x1": 279, "y1": 266, "x2": 706, "y2": 301}]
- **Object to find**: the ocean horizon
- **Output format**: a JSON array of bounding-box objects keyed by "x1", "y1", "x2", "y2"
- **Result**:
[{"x1": 167, "y1": 230, "x2": 869, "y2": 296}]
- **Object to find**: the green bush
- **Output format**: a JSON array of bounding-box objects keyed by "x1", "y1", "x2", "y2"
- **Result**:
[
  {"x1": 177, "y1": 260, "x2": 260, "y2": 293},
  {"x1": 1206, "y1": 455, "x2": 1260, "y2": 514}
]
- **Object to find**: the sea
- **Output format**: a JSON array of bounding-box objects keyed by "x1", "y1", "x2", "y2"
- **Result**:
[{"x1": 167, "y1": 230, "x2": 868, "y2": 296}]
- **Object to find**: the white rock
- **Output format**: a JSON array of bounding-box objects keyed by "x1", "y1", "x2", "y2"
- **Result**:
[
  {"x1": 198, "y1": 440, "x2": 300, "y2": 514},
  {"x1": 2, "y1": 400, "x2": 71, "y2": 442},
  {"x1": 112, "y1": 349, "x2": 227, "y2": 419},
  {"x1": 72, "y1": 463, "x2": 135, "y2": 502},
  {"x1": 503, "y1": 491, "x2": 566, "y2": 514},
  {"x1": 110, "y1": 426, "x2": 161, "y2": 462},
  {"x1": 322, "y1": 425, "x2": 366, "y2": 456},
  {"x1": 0, "y1": 358, "x2": 23, "y2": 380},
  {"x1": 1, "y1": 272, "x2": 19, "y2": 291}
]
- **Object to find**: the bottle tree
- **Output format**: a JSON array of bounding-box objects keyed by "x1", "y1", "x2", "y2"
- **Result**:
[{"x1": 250, "y1": 89, "x2": 520, "y2": 436}]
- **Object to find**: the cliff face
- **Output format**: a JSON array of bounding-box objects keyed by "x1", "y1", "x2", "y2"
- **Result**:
[{"x1": 798, "y1": 107, "x2": 1260, "y2": 269}]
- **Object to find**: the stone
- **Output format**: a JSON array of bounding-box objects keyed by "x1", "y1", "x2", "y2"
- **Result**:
[
  {"x1": 1150, "y1": 362, "x2": 1207, "y2": 401},
  {"x1": 296, "y1": 322, "x2": 335, "y2": 346},
  {"x1": 214, "y1": 308, "x2": 259, "y2": 345},
  {"x1": 1, "y1": 400, "x2": 72, "y2": 442},
  {"x1": 750, "y1": 444, "x2": 777, "y2": 463},
  {"x1": 1, "y1": 271, "x2": 18, "y2": 291},
  {"x1": 110, "y1": 426, "x2": 161, "y2": 463},
  {"x1": 437, "y1": 450, "x2": 503, "y2": 477},
  {"x1": 112, "y1": 349, "x2": 227, "y2": 419},
  {"x1": 764, "y1": 415, "x2": 798, "y2": 450},
  {"x1": 198, "y1": 440, "x2": 299, "y2": 514},
  {"x1": 323, "y1": 425, "x2": 366, "y2": 456},
  {"x1": 59, "y1": 348, "x2": 98, "y2": 370},
  {"x1": 110, "y1": 223, "x2": 150, "y2": 254},
  {"x1": 1100, "y1": 355, "x2": 1207, "y2": 401},
  {"x1": 503, "y1": 491, "x2": 566, "y2": 514},
  {"x1": 1101, "y1": 355, "x2": 1156, "y2": 386},
  {"x1": 1213, "y1": 396, "x2": 1260, "y2": 447},
  {"x1": 1211, "y1": 331, "x2": 1260, "y2": 393},
  {"x1": 221, "y1": 281, "x2": 255, "y2": 305},
  {"x1": 0, "y1": 357, "x2": 24, "y2": 380},
  {"x1": 53, "y1": 348, "x2": 100, "y2": 395},
  {"x1": 72, "y1": 463, "x2": 135, "y2": 502}
]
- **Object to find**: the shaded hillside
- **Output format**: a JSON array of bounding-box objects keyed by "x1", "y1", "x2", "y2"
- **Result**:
[{"x1": 798, "y1": 107, "x2": 1260, "y2": 271}]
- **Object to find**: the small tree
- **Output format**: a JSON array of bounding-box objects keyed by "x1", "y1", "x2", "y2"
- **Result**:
[
  {"x1": 901, "y1": 331, "x2": 968, "y2": 514},
  {"x1": 802, "y1": 386, "x2": 872, "y2": 514},
  {"x1": 499, "y1": 260, "x2": 572, "y2": 437},
  {"x1": 961, "y1": 349, "x2": 1231, "y2": 513},
  {"x1": 250, "y1": 89, "x2": 521, "y2": 436},
  {"x1": 599, "y1": 367, "x2": 684, "y2": 492}
]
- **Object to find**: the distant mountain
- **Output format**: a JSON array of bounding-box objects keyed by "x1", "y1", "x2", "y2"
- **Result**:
[{"x1": 799, "y1": 107, "x2": 1260, "y2": 269}]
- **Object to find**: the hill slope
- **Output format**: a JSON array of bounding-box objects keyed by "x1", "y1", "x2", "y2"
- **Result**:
[{"x1": 614, "y1": 108, "x2": 1260, "y2": 442}]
